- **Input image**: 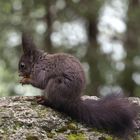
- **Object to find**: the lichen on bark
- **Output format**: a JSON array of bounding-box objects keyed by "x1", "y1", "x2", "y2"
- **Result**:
[{"x1": 0, "y1": 96, "x2": 139, "y2": 140}]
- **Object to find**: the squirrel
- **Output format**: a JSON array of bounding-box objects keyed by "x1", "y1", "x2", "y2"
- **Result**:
[{"x1": 18, "y1": 32, "x2": 139, "y2": 138}]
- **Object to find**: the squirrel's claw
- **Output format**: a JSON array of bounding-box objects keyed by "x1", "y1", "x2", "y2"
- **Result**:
[
  {"x1": 35, "y1": 96, "x2": 51, "y2": 106},
  {"x1": 35, "y1": 96, "x2": 45, "y2": 104}
]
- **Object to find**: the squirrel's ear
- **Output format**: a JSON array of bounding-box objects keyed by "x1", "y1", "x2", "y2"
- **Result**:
[{"x1": 22, "y1": 32, "x2": 36, "y2": 54}]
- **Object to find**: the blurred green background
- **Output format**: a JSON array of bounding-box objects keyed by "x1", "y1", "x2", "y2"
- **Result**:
[{"x1": 0, "y1": 0, "x2": 140, "y2": 97}]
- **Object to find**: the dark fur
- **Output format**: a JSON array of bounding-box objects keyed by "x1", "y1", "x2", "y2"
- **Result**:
[{"x1": 19, "y1": 33, "x2": 139, "y2": 138}]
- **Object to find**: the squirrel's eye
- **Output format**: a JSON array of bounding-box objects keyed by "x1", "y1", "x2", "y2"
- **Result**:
[{"x1": 20, "y1": 62, "x2": 25, "y2": 69}]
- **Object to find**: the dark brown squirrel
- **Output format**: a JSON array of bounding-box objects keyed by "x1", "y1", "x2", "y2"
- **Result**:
[{"x1": 18, "y1": 32, "x2": 139, "y2": 138}]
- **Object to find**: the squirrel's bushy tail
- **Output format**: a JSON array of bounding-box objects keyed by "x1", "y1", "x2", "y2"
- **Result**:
[{"x1": 53, "y1": 94, "x2": 139, "y2": 138}]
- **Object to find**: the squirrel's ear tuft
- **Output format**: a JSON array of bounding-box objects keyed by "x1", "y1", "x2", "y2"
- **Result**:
[{"x1": 22, "y1": 32, "x2": 36, "y2": 54}]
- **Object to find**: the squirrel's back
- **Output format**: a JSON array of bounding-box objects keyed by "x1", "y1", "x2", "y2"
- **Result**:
[{"x1": 44, "y1": 53, "x2": 85, "y2": 76}]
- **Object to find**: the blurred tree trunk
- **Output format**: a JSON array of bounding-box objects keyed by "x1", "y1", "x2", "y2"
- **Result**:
[
  {"x1": 120, "y1": 0, "x2": 140, "y2": 96},
  {"x1": 43, "y1": 0, "x2": 54, "y2": 53},
  {"x1": 86, "y1": 17, "x2": 102, "y2": 96}
]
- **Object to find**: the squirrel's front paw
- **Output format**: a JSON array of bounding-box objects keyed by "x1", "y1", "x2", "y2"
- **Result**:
[{"x1": 20, "y1": 78, "x2": 31, "y2": 85}]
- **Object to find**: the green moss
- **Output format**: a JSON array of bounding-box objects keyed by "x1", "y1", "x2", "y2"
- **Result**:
[
  {"x1": 104, "y1": 136, "x2": 113, "y2": 140},
  {"x1": 67, "y1": 123, "x2": 78, "y2": 130},
  {"x1": 134, "y1": 135, "x2": 140, "y2": 140},
  {"x1": 56, "y1": 125, "x2": 67, "y2": 132},
  {"x1": 67, "y1": 133, "x2": 87, "y2": 140},
  {"x1": 90, "y1": 128, "x2": 114, "y2": 139},
  {"x1": 1, "y1": 124, "x2": 9, "y2": 134},
  {"x1": 30, "y1": 101, "x2": 38, "y2": 106},
  {"x1": 47, "y1": 132, "x2": 54, "y2": 138},
  {"x1": 26, "y1": 135, "x2": 39, "y2": 140},
  {"x1": 56, "y1": 122, "x2": 78, "y2": 133},
  {"x1": 35, "y1": 107, "x2": 48, "y2": 118},
  {"x1": 13, "y1": 121, "x2": 23, "y2": 130}
]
